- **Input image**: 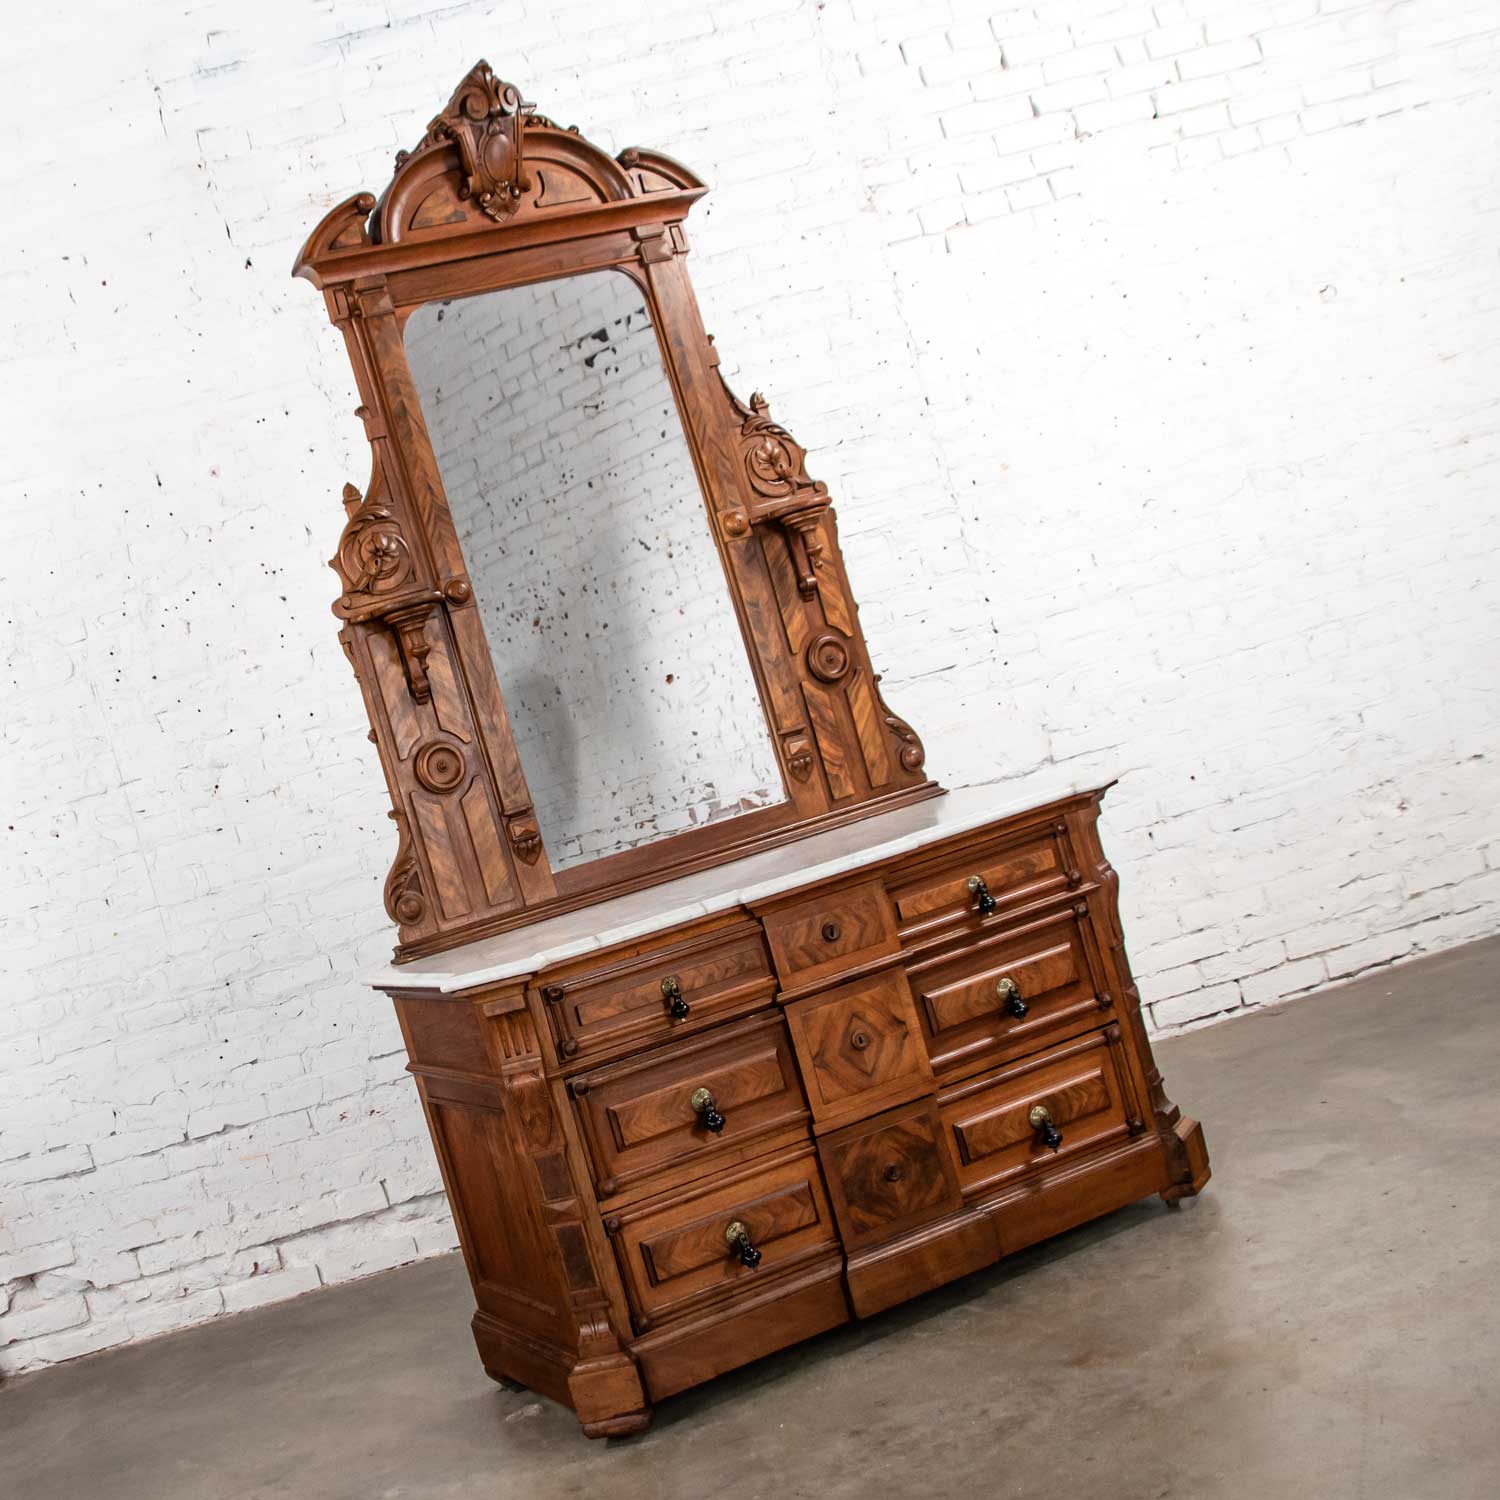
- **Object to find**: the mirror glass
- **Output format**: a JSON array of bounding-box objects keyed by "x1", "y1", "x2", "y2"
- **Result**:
[{"x1": 404, "y1": 270, "x2": 787, "y2": 871}]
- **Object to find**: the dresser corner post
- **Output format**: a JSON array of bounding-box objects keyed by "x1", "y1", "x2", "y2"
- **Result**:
[
  {"x1": 1067, "y1": 799, "x2": 1213, "y2": 1204},
  {"x1": 495, "y1": 1009, "x2": 652, "y2": 1437}
]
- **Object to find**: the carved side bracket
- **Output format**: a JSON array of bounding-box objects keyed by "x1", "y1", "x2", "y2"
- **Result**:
[
  {"x1": 723, "y1": 380, "x2": 832, "y2": 597},
  {"x1": 384, "y1": 809, "x2": 426, "y2": 925},
  {"x1": 874, "y1": 673, "x2": 926, "y2": 774},
  {"x1": 332, "y1": 480, "x2": 418, "y2": 618}
]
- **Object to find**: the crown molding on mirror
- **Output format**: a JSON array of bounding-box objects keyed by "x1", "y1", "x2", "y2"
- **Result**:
[{"x1": 295, "y1": 62, "x2": 939, "y2": 960}]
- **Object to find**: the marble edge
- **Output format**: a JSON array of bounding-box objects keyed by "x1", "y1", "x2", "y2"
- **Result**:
[{"x1": 369, "y1": 776, "x2": 1103, "y2": 996}]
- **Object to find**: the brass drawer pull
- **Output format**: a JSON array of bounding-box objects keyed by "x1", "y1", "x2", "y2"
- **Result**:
[
  {"x1": 996, "y1": 975, "x2": 1028, "y2": 1019},
  {"x1": 661, "y1": 974, "x2": 689, "y2": 1020},
  {"x1": 690, "y1": 1086, "x2": 726, "y2": 1134},
  {"x1": 724, "y1": 1220, "x2": 762, "y2": 1268},
  {"x1": 966, "y1": 874, "x2": 997, "y2": 915},
  {"x1": 1029, "y1": 1103, "x2": 1063, "y2": 1153}
]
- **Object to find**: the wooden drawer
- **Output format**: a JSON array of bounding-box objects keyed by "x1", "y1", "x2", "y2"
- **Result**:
[
  {"x1": 568, "y1": 1014, "x2": 809, "y2": 1202},
  {"x1": 937, "y1": 1026, "x2": 1144, "y2": 1202},
  {"x1": 819, "y1": 1098, "x2": 962, "y2": 1250},
  {"x1": 906, "y1": 901, "x2": 1111, "y2": 1081},
  {"x1": 761, "y1": 879, "x2": 899, "y2": 992},
  {"x1": 784, "y1": 966, "x2": 933, "y2": 1129},
  {"x1": 888, "y1": 820, "x2": 1078, "y2": 943},
  {"x1": 606, "y1": 1146, "x2": 839, "y2": 1331},
  {"x1": 540, "y1": 920, "x2": 775, "y2": 1065}
]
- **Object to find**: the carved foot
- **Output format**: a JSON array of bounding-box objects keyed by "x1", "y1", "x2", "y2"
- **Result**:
[
  {"x1": 1160, "y1": 1116, "x2": 1211, "y2": 1204},
  {"x1": 580, "y1": 1408, "x2": 653, "y2": 1439}
]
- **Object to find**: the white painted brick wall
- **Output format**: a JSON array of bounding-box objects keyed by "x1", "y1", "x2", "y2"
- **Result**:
[
  {"x1": 402, "y1": 272, "x2": 784, "y2": 868},
  {"x1": 4, "y1": 0, "x2": 1498, "y2": 1376}
]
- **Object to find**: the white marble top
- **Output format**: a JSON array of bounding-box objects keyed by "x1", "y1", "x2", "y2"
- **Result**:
[{"x1": 371, "y1": 775, "x2": 1101, "y2": 995}]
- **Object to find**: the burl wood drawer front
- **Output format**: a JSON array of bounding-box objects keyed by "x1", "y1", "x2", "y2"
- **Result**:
[
  {"x1": 607, "y1": 1146, "x2": 838, "y2": 1330},
  {"x1": 819, "y1": 1098, "x2": 962, "y2": 1251},
  {"x1": 541, "y1": 920, "x2": 775, "y2": 1065},
  {"x1": 568, "y1": 1014, "x2": 809, "y2": 1202},
  {"x1": 938, "y1": 1028, "x2": 1142, "y2": 1202},
  {"x1": 888, "y1": 822, "x2": 1077, "y2": 943},
  {"x1": 906, "y1": 903, "x2": 1110, "y2": 1081},
  {"x1": 761, "y1": 879, "x2": 899, "y2": 992},
  {"x1": 784, "y1": 966, "x2": 934, "y2": 1128}
]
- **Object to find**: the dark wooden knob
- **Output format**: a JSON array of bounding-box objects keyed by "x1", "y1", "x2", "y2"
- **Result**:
[
  {"x1": 691, "y1": 1087, "x2": 726, "y2": 1133},
  {"x1": 996, "y1": 976, "x2": 1028, "y2": 1019},
  {"x1": 661, "y1": 975, "x2": 689, "y2": 1020},
  {"x1": 1029, "y1": 1103, "x2": 1063, "y2": 1153},
  {"x1": 966, "y1": 874, "x2": 997, "y2": 916},
  {"x1": 821, "y1": 919, "x2": 842, "y2": 943},
  {"x1": 724, "y1": 1220, "x2": 761, "y2": 1268}
]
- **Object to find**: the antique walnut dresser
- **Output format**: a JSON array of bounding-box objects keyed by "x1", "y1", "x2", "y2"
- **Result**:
[{"x1": 293, "y1": 62, "x2": 1211, "y2": 1439}]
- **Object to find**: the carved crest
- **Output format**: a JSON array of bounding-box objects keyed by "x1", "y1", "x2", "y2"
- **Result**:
[{"x1": 398, "y1": 61, "x2": 533, "y2": 223}]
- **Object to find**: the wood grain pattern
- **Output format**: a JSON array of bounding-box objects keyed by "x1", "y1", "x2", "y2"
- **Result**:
[
  {"x1": 784, "y1": 967, "x2": 933, "y2": 1126},
  {"x1": 818, "y1": 1098, "x2": 962, "y2": 1250},
  {"x1": 761, "y1": 878, "x2": 899, "y2": 989},
  {"x1": 937, "y1": 1029, "x2": 1133, "y2": 1200},
  {"x1": 544, "y1": 920, "x2": 775, "y2": 1066},
  {"x1": 906, "y1": 902, "x2": 1110, "y2": 1082},
  {"x1": 569, "y1": 1013, "x2": 807, "y2": 1201},
  {"x1": 890, "y1": 822, "x2": 1074, "y2": 937},
  {"x1": 607, "y1": 1146, "x2": 838, "y2": 1328}
]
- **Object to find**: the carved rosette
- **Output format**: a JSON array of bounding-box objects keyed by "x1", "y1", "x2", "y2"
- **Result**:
[
  {"x1": 397, "y1": 61, "x2": 532, "y2": 223},
  {"x1": 331, "y1": 483, "x2": 415, "y2": 617},
  {"x1": 413, "y1": 739, "x2": 466, "y2": 794},
  {"x1": 806, "y1": 633, "x2": 851, "y2": 683}
]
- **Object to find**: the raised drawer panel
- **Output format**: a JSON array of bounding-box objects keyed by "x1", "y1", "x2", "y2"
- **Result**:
[
  {"x1": 889, "y1": 822, "x2": 1076, "y2": 942},
  {"x1": 761, "y1": 879, "x2": 899, "y2": 991},
  {"x1": 569, "y1": 1014, "x2": 808, "y2": 1201},
  {"x1": 607, "y1": 1146, "x2": 838, "y2": 1330},
  {"x1": 907, "y1": 902, "x2": 1109, "y2": 1081},
  {"x1": 938, "y1": 1028, "x2": 1143, "y2": 1202},
  {"x1": 541, "y1": 921, "x2": 775, "y2": 1065},
  {"x1": 819, "y1": 1098, "x2": 962, "y2": 1250},
  {"x1": 784, "y1": 967, "x2": 933, "y2": 1128}
]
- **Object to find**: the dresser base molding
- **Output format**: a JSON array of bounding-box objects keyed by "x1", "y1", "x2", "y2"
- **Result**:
[
  {"x1": 471, "y1": 1312, "x2": 651, "y2": 1435},
  {"x1": 630, "y1": 1256, "x2": 849, "y2": 1401},
  {"x1": 1161, "y1": 1116, "x2": 1212, "y2": 1204},
  {"x1": 377, "y1": 783, "x2": 1212, "y2": 1438}
]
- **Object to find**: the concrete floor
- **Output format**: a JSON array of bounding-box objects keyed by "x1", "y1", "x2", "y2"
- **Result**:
[{"x1": 4, "y1": 938, "x2": 1497, "y2": 1500}]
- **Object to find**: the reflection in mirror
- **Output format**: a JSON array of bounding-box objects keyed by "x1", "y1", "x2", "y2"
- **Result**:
[{"x1": 404, "y1": 270, "x2": 787, "y2": 871}]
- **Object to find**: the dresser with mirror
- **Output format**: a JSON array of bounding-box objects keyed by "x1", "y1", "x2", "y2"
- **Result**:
[{"x1": 293, "y1": 62, "x2": 1210, "y2": 1439}]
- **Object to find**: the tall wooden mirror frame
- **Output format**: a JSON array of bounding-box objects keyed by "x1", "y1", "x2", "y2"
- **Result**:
[{"x1": 294, "y1": 61, "x2": 940, "y2": 960}]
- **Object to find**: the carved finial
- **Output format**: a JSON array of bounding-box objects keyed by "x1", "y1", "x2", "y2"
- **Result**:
[
  {"x1": 341, "y1": 482, "x2": 362, "y2": 516},
  {"x1": 401, "y1": 61, "x2": 536, "y2": 223}
]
